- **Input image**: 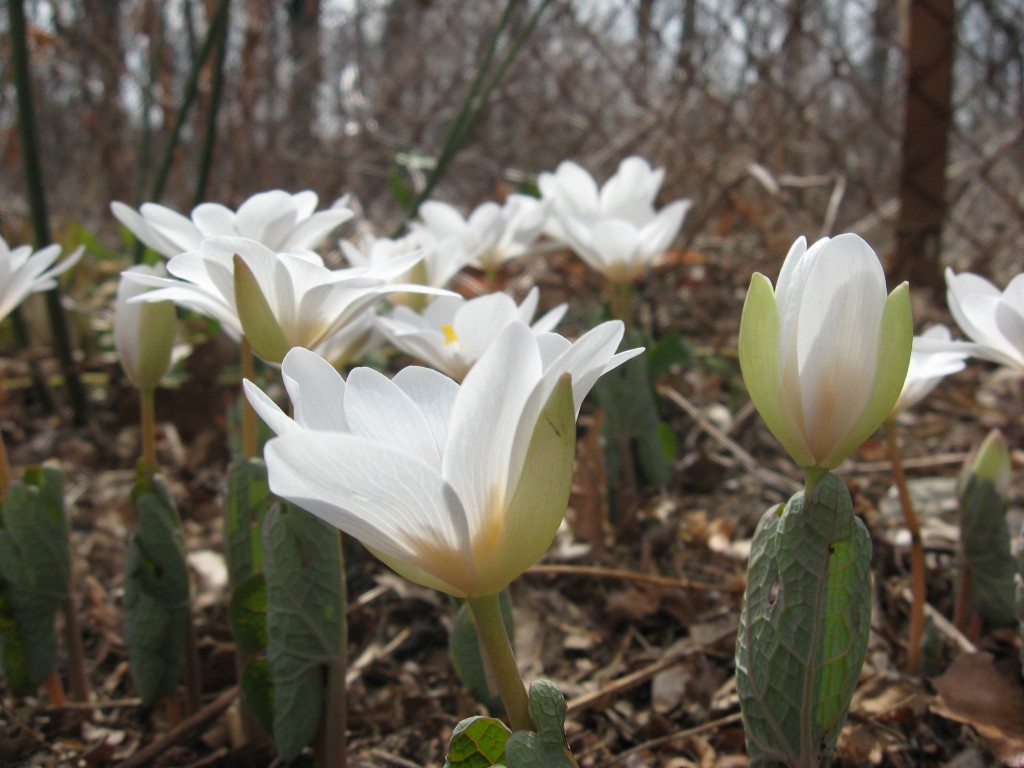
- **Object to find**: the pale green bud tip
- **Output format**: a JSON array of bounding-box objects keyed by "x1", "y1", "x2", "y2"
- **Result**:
[
  {"x1": 233, "y1": 253, "x2": 290, "y2": 364},
  {"x1": 964, "y1": 429, "x2": 1011, "y2": 497}
]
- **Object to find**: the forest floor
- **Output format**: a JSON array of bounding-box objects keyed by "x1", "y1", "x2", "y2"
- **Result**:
[{"x1": 1, "y1": 238, "x2": 1022, "y2": 767}]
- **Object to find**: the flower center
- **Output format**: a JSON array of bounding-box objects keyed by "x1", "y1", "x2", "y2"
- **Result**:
[{"x1": 441, "y1": 323, "x2": 461, "y2": 348}]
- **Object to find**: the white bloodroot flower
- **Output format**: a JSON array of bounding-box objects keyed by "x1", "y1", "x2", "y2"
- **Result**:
[
  {"x1": 738, "y1": 233, "x2": 912, "y2": 470},
  {"x1": 114, "y1": 265, "x2": 177, "y2": 391},
  {"x1": 0, "y1": 236, "x2": 83, "y2": 324},
  {"x1": 340, "y1": 230, "x2": 469, "y2": 292},
  {"x1": 538, "y1": 156, "x2": 690, "y2": 283},
  {"x1": 945, "y1": 268, "x2": 1024, "y2": 371},
  {"x1": 123, "y1": 236, "x2": 449, "y2": 364},
  {"x1": 410, "y1": 195, "x2": 548, "y2": 274},
  {"x1": 244, "y1": 321, "x2": 642, "y2": 598},
  {"x1": 890, "y1": 325, "x2": 973, "y2": 417},
  {"x1": 111, "y1": 190, "x2": 352, "y2": 258},
  {"x1": 377, "y1": 287, "x2": 567, "y2": 381}
]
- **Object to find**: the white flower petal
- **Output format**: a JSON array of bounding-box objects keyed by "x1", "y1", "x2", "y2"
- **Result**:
[
  {"x1": 280, "y1": 347, "x2": 348, "y2": 431},
  {"x1": 265, "y1": 432, "x2": 478, "y2": 594},
  {"x1": 393, "y1": 366, "x2": 459, "y2": 461},
  {"x1": 444, "y1": 322, "x2": 541, "y2": 524},
  {"x1": 243, "y1": 379, "x2": 301, "y2": 435},
  {"x1": 344, "y1": 367, "x2": 444, "y2": 467}
]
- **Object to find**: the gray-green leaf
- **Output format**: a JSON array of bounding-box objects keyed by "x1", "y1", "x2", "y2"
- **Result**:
[
  {"x1": 596, "y1": 330, "x2": 670, "y2": 489},
  {"x1": 263, "y1": 502, "x2": 345, "y2": 760},
  {"x1": 0, "y1": 466, "x2": 70, "y2": 692},
  {"x1": 504, "y1": 680, "x2": 577, "y2": 767},
  {"x1": 959, "y1": 476, "x2": 1016, "y2": 625},
  {"x1": 444, "y1": 716, "x2": 511, "y2": 768},
  {"x1": 124, "y1": 474, "x2": 190, "y2": 705},
  {"x1": 229, "y1": 572, "x2": 268, "y2": 654},
  {"x1": 735, "y1": 473, "x2": 871, "y2": 767},
  {"x1": 224, "y1": 457, "x2": 272, "y2": 587}
]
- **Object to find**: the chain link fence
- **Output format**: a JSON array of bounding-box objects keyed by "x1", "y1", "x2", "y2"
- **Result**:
[{"x1": 2, "y1": 0, "x2": 1022, "y2": 281}]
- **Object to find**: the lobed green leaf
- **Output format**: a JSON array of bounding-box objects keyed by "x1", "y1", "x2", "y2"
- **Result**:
[
  {"x1": 444, "y1": 716, "x2": 511, "y2": 768},
  {"x1": 224, "y1": 456, "x2": 272, "y2": 587},
  {"x1": 735, "y1": 473, "x2": 871, "y2": 766},
  {"x1": 124, "y1": 474, "x2": 191, "y2": 705},
  {"x1": 960, "y1": 476, "x2": 1016, "y2": 625},
  {"x1": 503, "y1": 680, "x2": 577, "y2": 767},
  {"x1": 262, "y1": 502, "x2": 345, "y2": 760},
  {"x1": 0, "y1": 466, "x2": 71, "y2": 692}
]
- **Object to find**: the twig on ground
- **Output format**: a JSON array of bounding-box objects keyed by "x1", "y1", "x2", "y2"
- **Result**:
[
  {"x1": 848, "y1": 453, "x2": 968, "y2": 473},
  {"x1": 657, "y1": 385, "x2": 802, "y2": 495},
  {"x1": 901, "y1": 589, "x2": 977, "y2": 654},
  {"x1": 567, "y1": 622, "x2": 737, "y2": 716},
  {"x1": 606, "y1": 712, "x2": 744, "y2": 764},
  {"x1": 114, "y1": 686, "x2": 238, "y2": 768},
  {"x1": 527, "y1": 563, "x2": 743, "y2": 592},
  {"x1": 368, "y1": 750, "x2": 425, "y2": 768}
]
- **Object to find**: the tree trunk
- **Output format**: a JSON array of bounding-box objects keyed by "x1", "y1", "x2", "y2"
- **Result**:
[{"x1": 893, "y1": 0, "x2": 955, "y2": 297}]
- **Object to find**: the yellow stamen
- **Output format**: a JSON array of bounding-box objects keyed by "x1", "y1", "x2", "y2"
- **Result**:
[{"x1": 442, "y1": 323, "x2": 460, "y2": 347}]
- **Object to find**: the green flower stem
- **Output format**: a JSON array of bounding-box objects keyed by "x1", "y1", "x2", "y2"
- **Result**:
[
  {"x1": 884, "y1": 419, "x2": 926, "y2": 674},
  {"x1": 0, "y1": 430, "x2": 11, "y2": 498},
  {"x1": 804, "y1": 466, "x2": 826, "y2": 496},
  {"x1": 605, "y1": 279, "x2": 633, "y2": 333},
  {"x1": 467, "y1": 593, "x2": 532, "y2": 733},
  {"x1": 63, "y1": 586, "x2": 90, "y2": 702},
  {"x1": 44, "y1": 668, "x2": 68, "y2": 708},
  {"x1": 239, "y1": 340, "x2": 258, "y2": 459},
  {"x1": 485, "y1": 263, "x2": 499, "y2": 292},
  {"x1": 315, "y1": 529, "x2": 348, "y2": 768},
  {"x1": 140, "y1": 388, "x2": 158, "y2": 490},
  {"x1": 182, "y1": 611, "x2": 203, "y2": 715},
  {"x1": 8, "y1": 0, "x2": 88, "y2": 424}
]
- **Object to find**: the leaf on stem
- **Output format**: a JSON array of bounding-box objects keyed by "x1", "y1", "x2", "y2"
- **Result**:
[
  {"x1": 224, "y1": 456, "x2": 272, "y2": 587},
  {"x1": 735, "y1": 473, "x2": 871, "y2": 767},
  {"x1": 0, "y1": 466, "x2": 69, "y2": 693},
  {"x1": 263, "y1": 502, "x2": 345, "y2": 761},
  {"x1": 124, "y1": 473, "x2": 190, "y2": 705},
  {"x1": 504, "y1": 680, "x2": 578, "y2": 767},
  {"x1": 959, "y1": 476, "x2": 1016, "y2": 625},
  {"x1": 444, "y1": 716, "x2": 511, "y2": 768}
]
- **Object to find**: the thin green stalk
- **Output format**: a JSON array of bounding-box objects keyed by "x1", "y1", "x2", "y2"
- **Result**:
[
  {"x1": 457, "y1": 0, "x2": 551, "y2": 151},
  {"x1": 884, "y1": 420, "x2": 926, "y2": 674},
  {"x1": 399, "y1": 0, "x2": 552, "y2": 230},
  {"x1": 803, "y1": 466, "x2": 826, "y2": 496},
  {"x1": 239, "y1": 340, "x2": 258, "y2": 459},
  {"x1": 0, "y1": 430, "x2": 11, "y2": 499},
  {"x1": 182, "y1": 610, "x2": 202, "y2": 715},
  {"x1": 8, "y1": 309, "x2": 56, "y2": 412},
  {"x1": 134, "y1": 2, "x2": 165, "y2": 203},
  {"x1": 192, "y1": 0, "x2": 231, "y2": 205},
  {"x1": 135, "y1": 0, "x2": 231, "y2": 261},
  {"x1": 8, "y1": 0, "x2": 88, "y2": 425},
  {"x1": 485, "y1": 262, "x2": 499, "y2": 292},
  {"x1": 605, "y1": 279, "x2": 633, "y2": 331},
  {"x1": 140, "y1": 388, "x2": 158, "y2": 488},
  {"x1": 63, "y1": 590, "x2": 90, "y2": 702},
  {"x1": 467, "y1": 593, "x2": 531, "y2": 733},
  {"x1": 317, "y1": 530, "x2": 348, "y2": 768}
]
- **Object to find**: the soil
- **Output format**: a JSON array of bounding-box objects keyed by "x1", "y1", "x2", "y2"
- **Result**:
[{"x1": 1, "y1": 243, "x2": 1022, "y2": 767}]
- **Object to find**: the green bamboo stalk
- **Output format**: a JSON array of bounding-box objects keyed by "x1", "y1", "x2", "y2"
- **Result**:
[
  {"x1": 134, "y1": 0, "x2": 231, "y2": 262},
  {"x1": 399, "y1": 0, "x2": 552, "y2": 228},
  {"x1": 134, "y1": 1, "x2": 166, "y2": 203},
  {"x1": 193, "y1": 0, "x2": 231, "y2": 205},
  {"x1": 7, "y1": 0, "x2": 89, "y2": 425}
]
